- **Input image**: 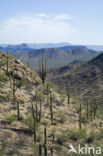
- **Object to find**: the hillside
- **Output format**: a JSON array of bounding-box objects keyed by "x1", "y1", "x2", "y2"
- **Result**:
[
  {"x1": 0, "y1": 52, "x2": 103, "y2": 155},
  {"x1": 0, "y1": 44, "x2": 99, "y2": 69},
  {"x1": 48, "y1": 53, "x2": 103, "y2": 104}
]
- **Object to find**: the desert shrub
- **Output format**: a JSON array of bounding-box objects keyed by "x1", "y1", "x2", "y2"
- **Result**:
[
  {"x1": 24, "y1": 114, "x2": 39, "y2": 133},
  {"x1": 86, "y1": 130, "x2": 96, "y2": 144},
  {"x1": 0, "y1": 73, "x2": 8, "y2": 82},
  {"x1": 5, "y1": 113, "x2": 16, "y2": 123},
  {"x1": 81, "y1": 114, "x2": 88, "y2": 124},
  {"x1": 56, "y1": 110, "x2": 67, "y2": 123},
  {"x1": 0, "y1": 93, "x2": 12, "y2": 102},
  {"x1": 54, "y1": 144, "x2": 62, "y2": 151},
  {"x1": 68, "y1": 128, "x2": 87, "y2": 141},
  {"x1": 18, "y1": 78, "x2": 32, "y2": 89},
  {"x1": 24, "y1": 114, "x2": 34, "y2": 133},
  {"x1": 56, "y1": 133, "x2": 68, "y2": 145},
  {"x1": 96, "y1": 128, "x2": 103, "y2": 140}
]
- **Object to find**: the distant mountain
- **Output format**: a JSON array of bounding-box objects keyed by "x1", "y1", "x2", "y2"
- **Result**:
[
  {"x1": 86, "y1": 45, "x2": 103, "y2": 51},
  {"x1": 27, "y1": 42, "x2": 71, "y2": 49},
  {"x1": 58, "y1": 45, "x2": 88, "y2": 51},
  {"x1": 0, "y1": 43, "x2": 100, "y2": 69},
  {"x1": 9, "y1": 47, "x2": 99, "y2": 69},
  {"x1": 48, "y1": 53, "x2": 103, "y2": 103}
]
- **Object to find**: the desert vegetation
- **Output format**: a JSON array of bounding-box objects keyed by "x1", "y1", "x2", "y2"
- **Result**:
[{"x1": 0, "y1": 51, "x2": 103, "y2": 156}]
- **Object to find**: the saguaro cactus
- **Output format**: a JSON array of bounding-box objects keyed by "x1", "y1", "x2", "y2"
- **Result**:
[
  {"x1": 67, "y1": 82, "x2": 70, "y2": 106},
  {"x1": 44, "y1": 126, "x2": 48, "y2": 156},
  {"x1": 93, "y1": 98, "x2": 97, "y2": 120},
  {"x1": 86, "y1": 100, "x2": 89, "y2": 120},
  {"x1": 50, "y1": 91, "x2": 53, "y2": 125},
  {"x1": 10, "y1": 70, "x2": 18, "y2": 102},
  {"x1": 31, "y1": 102, "x2": 37, "y2": 142},
  {"x1": 39, "y1": 55, "x2": 46, "y2": 84},
  {"x1": 79, "y1": 103, "x2": 82, "y2": 130},
  {"x1": 39, "y1": 144, "x2": 42, "y2": 156},
  {"x1": 50, "y1": 147, "x2": 53, "y2": 156},
  {"x1": 39, "y1": 99, "x2": 42, "y2": 121},
  {"x1": 6, "y1": 49, "x2": 9, "y2": 76},
  {"x1": 17, "y1": 101, "x2": 20, "y2": 120}
]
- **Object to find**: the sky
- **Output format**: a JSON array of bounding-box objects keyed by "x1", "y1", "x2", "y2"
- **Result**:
[{"x1": 0, "y1": 0, "x2": 103, "y2": 45}]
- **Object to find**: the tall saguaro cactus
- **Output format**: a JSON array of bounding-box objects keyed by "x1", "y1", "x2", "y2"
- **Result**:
[
  {"x1": 39, "y1": 144, "x2": 42, "y2": 156},
  {"x1": 79, "y1": 103, "x2": 82, "y2": 130},
  {"x1": 44, "y1": 126, "x2": 48, "y2": 156},
  {"x1": 93, "y1": 98, "x2": 97, "y2": 120},
  {"x1": 67, "y1": 82, "x2": 70, "y2": 106},
  {"x1": 10, "y1": 70, "x2": 18, "y2": 102},
  {"x1": 6, "y1": 49, "x2": 9, "y2": 76},
  {"x1": 50, "y1": 91, "x2": 53, "y2": 125},
  {"x1": 17, "y1": 101, "x2": 20, "y2": 120},
  {"x1": 39, "y1": 55, "x2": 46, "y2": 84},
  {"x1": 86, "y1": 100, "x2": 89, "y2": 120},
  {"x1": 31, "y1": 102, "x2": 37, "y2": 142}
]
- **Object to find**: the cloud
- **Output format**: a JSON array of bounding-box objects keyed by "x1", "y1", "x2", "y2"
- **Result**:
[{"x1": 0, "y1": 13, "x2": 76, "y2": 44}]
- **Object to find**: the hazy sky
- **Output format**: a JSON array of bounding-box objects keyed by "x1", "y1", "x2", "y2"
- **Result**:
[{"x1": 0, "y1": 0, "x2": 103, "y2": 44}]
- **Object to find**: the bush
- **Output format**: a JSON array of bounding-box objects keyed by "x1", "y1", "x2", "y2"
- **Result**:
[
  {"x1": 57, "y1": 133, "x2": 68, "y2": 145},
  {"x1": 68, "y1": 128, "x2": 87, "y2": 141},
  {"x1": 24, "y1": 114, "x2": 34, "y2": 133},
  {"x1": 56, "y1": 111, "x2": 67, "y2": 123},
  {"x1": 24, "y1": 114, "x2": 39, "y2": 133},
  {"x1": 0, "y1": 93, "x2": 12, "y2": 102},
  {"x1": 5, "y1": 113, "x2": 16, "y2": 123},
  {"x1": 0, "y1": 73, "x2": 8, "y2": 82},
  {"x1": 86, "y1": 130, "x2": 96, "y2": 144}
]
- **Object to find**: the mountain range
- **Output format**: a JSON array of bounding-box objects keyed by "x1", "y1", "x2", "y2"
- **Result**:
[
  {"x1": 0, "y1": 43, "x2": 100, "y2": 69},
  {"x1": 48, "y1": 53, "x2": 103, "y2": 103}
]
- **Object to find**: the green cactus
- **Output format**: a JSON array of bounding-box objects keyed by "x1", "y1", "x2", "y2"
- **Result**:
[
  {"x1": 6, "y1": 49, "x2": 9, "y2": 76},
  {"x1": 31, "y1": 102, "x2": 37, "y2": 142},
  {"x1": 50, "y1": 91, "x2": 53, "y2": 125},
  {"x1": 67, "y1": 82, "x2": 70, "y2": 106},
  {"x1": 86, "y1": 100, "x2": 89, "y2": 120},
  {"x1": 10, "y1": 69, "x2": 18, "y2": 102},
  {"x1": 39, "y1": 144, "x2": 42, "y2": 156},
  {"x1": 39, "y1": 55, "x2": 46, "y2": 84},
  {"x1": 93, "y1": 98, "x2": 97, "y2": 120},
  {"x1": 50, "y1": 147, "x2": 53, "y2": 156},
  {"x1": 90, "y1": 100, "x2": 93, "y2": 121},
  {"x1": 79, "y1": 103, "x2": 82, "y2": 130},
  {"x1": 44, "y1": 126, "x2": 48, "y2": 156},
  {"x1": 17, "y1": 101, "x2": 20, "y2": 120},
  {"x1": 39, "y1": 99, "x2": 42, "y2": 121}
]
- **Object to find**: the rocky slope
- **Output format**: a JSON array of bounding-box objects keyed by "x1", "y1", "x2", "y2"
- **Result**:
[{"x1": 0, "y1": 52, "x2": 103, "y2": 156}]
